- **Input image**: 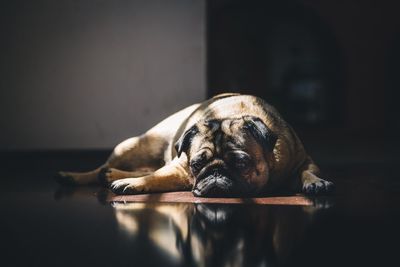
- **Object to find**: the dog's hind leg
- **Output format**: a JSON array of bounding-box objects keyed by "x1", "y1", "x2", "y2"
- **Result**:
[
  {"x1": 56, "y1": 134, "x2": 167, "y2": 185},
  {"x1": 56, "y1": 103, "x2": 201, "y2": 186},
  {"x1": 56, "y1": 167, "x2": 105, "y2": 186}
]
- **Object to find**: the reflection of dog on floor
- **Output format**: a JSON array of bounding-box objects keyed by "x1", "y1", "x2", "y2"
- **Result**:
[
  {"x1": 57, "y1": 93, "x2": 333, "y2": 196},
  {"x1": 112, "y1": 202, "x2": 318, "y2": 266}
]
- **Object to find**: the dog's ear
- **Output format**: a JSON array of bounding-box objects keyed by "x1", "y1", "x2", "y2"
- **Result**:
[
  {"x1": 175, "y1": 125, "x2": 199, "y2": 157},
  {"x1": 243, "y1": 116, "x2": 277, "y2": 152}
]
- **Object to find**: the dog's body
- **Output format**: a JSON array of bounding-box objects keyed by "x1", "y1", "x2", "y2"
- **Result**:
[{"x1": 57, "y1": 94, "x2": 333, "y2": 196}]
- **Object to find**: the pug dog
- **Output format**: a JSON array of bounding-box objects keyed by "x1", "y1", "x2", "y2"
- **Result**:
[{"x1": 56, "y1": 93, "x2": 334, "y2": 196}]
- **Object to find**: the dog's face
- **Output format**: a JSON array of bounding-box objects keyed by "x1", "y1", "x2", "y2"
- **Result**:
[{"x1": 175, "y1": 116, "x2": 277, "y2": 197}]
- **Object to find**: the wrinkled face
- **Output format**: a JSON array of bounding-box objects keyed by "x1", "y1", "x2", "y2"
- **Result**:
[{"x1": 175, "y1": 116, "x2": 277, "y2": 197}]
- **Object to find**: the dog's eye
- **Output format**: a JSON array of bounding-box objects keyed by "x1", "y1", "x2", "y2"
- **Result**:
[
  {"x1": 234, "y1": 156, "x2": 250, "y2": 170},
  {"x1": 190, "y1": 160, "x2": 205, "y2": 173}
]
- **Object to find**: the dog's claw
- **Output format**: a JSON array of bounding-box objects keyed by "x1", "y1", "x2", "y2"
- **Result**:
[
  {"x1": 110, "y1": 181, "x2": 122, "y2": 194},
  {"x1": 122, "y1": 186, "x2": 135, "y2": 195},
  {"x1": 302, "y1": 179, "x2": 334, "y2": 195},
  {"x1": 110, "y1": 180, "x2": 138, "y2": 195}
]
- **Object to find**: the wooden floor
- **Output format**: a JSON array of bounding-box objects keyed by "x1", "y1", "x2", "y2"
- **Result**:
[{"x1": 110, "y1": 191, "x2": 315, "y2": 205}]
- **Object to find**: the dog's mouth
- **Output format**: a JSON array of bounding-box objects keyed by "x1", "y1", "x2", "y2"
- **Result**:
[{"x1": 192, "y1": 169, "x2": 235, "y2": 197}]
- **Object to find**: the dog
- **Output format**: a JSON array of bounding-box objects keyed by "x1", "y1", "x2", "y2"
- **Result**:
[{"x1": 56, "y1": 93, "x2": 334, "y2": 196}]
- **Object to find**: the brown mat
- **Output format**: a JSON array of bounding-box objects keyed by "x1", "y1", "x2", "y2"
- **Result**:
[{"x1": 109, "y1": 192, "x2": 313, "y2": 205}]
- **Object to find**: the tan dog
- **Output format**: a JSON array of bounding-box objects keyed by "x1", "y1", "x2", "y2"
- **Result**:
[{"x1": 56, "y1": 93, "x2": 333, "y2": 196}]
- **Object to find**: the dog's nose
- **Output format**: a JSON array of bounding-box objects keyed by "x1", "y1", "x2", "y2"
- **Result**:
[
  {"x1": 193, "y1": 168, "x2": 235, "y2": 197},
  {"x1": 210, "y1": 168, "x2": 231, "y2": 180}
]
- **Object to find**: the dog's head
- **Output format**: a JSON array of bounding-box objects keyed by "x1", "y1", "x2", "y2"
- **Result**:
[{"x1": 175, "y1": 116, "x2": 277, "y2": 197}]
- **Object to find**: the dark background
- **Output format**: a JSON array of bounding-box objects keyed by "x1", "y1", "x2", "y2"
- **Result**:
[{"x1": 1, "y1": 0, "x2": 400, "y2": 164}]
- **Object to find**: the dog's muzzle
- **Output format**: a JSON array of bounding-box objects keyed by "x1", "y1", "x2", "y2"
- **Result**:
[{"x1": 192, "y1": 168, "x2": 234, "y2": 197}]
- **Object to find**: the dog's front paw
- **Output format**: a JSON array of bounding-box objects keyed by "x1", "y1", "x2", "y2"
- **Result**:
[
  {"x1": 110, "y1": 178, "x2": 146, "y2": 195},
  {"x1": 302, "y1": 178, "x2": 334, "y2": 195}
]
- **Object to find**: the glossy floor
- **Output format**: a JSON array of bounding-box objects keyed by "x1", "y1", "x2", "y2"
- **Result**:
[{"x1": 1, "y1": 156, "x2": 399, "y2": 267}]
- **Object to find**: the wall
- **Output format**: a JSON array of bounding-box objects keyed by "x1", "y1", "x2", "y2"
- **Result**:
[
  {"x1": 301, "y1": 0, "x2": 400, "y2": 133},
  {"x1": 0, "y1": 0, "x2": 206, "y2": 150}
]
